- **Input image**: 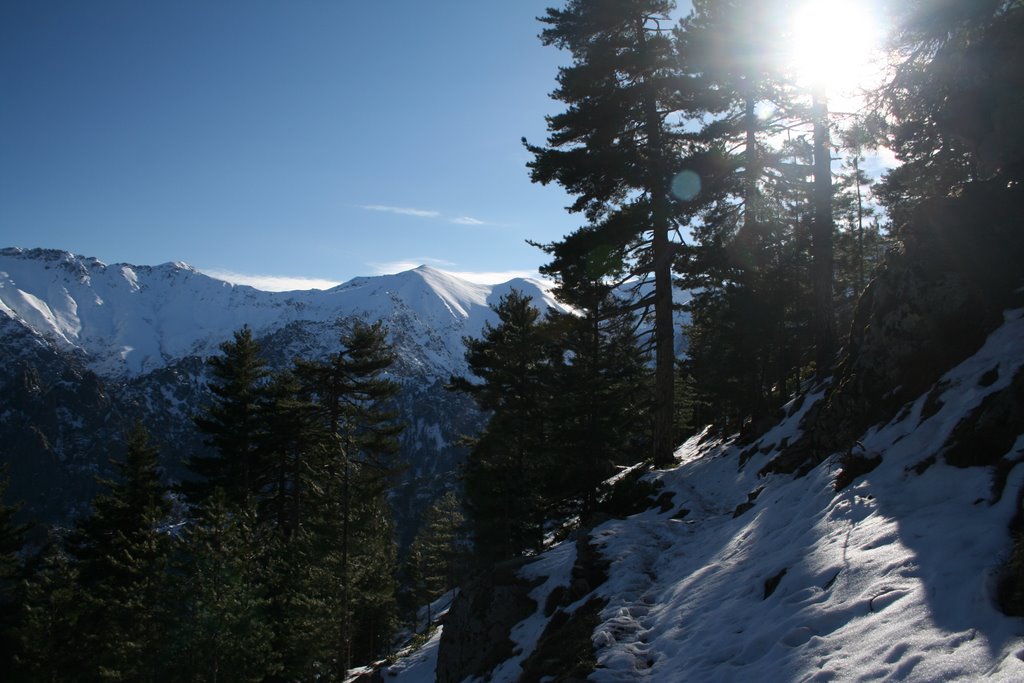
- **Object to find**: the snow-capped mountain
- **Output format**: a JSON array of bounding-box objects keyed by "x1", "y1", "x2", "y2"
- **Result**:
[
  {"x1": 0, "y1": 247, "x2": 565, "y2": 530},
  {"x1": 0, "y1": 247, "x2": 562, "y2": 379}
]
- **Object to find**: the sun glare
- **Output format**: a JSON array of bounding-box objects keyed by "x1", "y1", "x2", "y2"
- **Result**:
[{"x1": 787, "y1": 0, "x2": 886, "y2": 104}]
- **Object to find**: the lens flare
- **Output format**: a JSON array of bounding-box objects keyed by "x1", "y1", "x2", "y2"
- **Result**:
[{"x1": 672, "y1": 170, "x2": 701, "y2": 202}]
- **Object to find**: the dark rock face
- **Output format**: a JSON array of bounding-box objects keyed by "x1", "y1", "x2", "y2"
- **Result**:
[
  {"x1": 436, "y1": 558, "x2": 536, "y2": 683},
  {"x1": 0, "y1": 317, "x2": 127, "y2": 525},
  {"x1": 437, "y1": 532, "x2": 610, "y2": 682},
  {"x1": 943, "y1": 365, "x2": 1024, "y2": 468},
  {"x1": 766, "y1": 181, "x2": 1024, "y2": 475}
]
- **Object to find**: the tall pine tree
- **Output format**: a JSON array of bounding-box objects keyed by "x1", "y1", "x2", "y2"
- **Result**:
[
  {"x1": 187, "y1": 326, "x2": 271, "y2": 507},
  {"x1": 525, "y1": 0, "x2": 688, "y2": 466},
  {"x1": 170, "y1": 490, "x2": 278, "y2": 682},
  {"x1": 450, "y1": 290, "x2": 554, "y2": 562},
  {"x1": 65, "y1": 424, "x2": 174, "y2": 681},
  {"x1": 296, "y1": 320, "x2": 403, "y2": 674}
]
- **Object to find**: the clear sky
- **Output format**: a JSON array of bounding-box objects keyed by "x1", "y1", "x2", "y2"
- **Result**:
[{"x1": 1, "y1": 0, "x2": 598, "y2": 289}]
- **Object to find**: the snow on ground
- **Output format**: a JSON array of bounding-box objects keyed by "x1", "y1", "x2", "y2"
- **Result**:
[
  {"x1": 439, "y1": 308, "x2": 1024, "y2": 682},
  {"x1": 367, "y1": 591, "x2": 459, "y2": 683},
  {"x1": 369, "y1": 626, "x2": 445, "y2": 683},
  {"x1": 0, "y1": 248, "x2": 565, "y2": 378},
  {"x1": 587, "y1": 308, "x2": 1024, "y2": 681},
  {"x1": 484, "y1": 539, "x2": 578, "y2": 683}
]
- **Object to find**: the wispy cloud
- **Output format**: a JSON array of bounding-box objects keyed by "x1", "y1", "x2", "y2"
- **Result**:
[
  {"x1": 360, "y1": 204, "x2": 440, "y2": 218},
  {"x1": 200, "y1": 269, "x2": 341, "y2": 292},
  {"x1": 451, "y1": 216, "x2": 487, "y2": 226},
  {"x1": 359, "y1": 204, "x2": 494, "y2": 226}
]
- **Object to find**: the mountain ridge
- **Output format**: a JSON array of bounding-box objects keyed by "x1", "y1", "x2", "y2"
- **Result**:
[
  {"x1": 0, "y1": 246, "x2": 562, "y2": 379},
  {"x1": 0, "y1": 246, "x2": 564, "y2": 531}
]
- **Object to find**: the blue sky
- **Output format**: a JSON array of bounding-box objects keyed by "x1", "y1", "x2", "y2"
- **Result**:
[{"x1": 1, "y1": 1, "x2": 599, "y2": 288}]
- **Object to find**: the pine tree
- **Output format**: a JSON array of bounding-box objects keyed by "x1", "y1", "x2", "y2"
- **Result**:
[
  {"x1": 170, "y1": 490, "x2": 278, "y2": 682},
  {"x1": 0, "y1": 468, "x2": 27, "y2": 681},
  {"x1": 346, "y1": 494, "x2": 399, "y2": 664},
  {"x1": 258, "y1": 369, "x2": 323, "y2": 540},
  {"x1": 14, "y1": 537, "x2": 82, "y2": 681},
  {"x1": 65, "y1": 424, "x2": 174, "y2": 681},
  {"x1": 264, "y1": 527, "x2": 334, "y2": 680},
  {"x1": 450, "y1": 290, "x2": 555, "y2": 562},
  {"x1": 832, "y1": 128, "x2": 889, "y2": 337},
  {"x1": 675, "y1": 0, "x2": 817, "y2": 426},
  {"x1": 186, "y1": 326, "x2": 271, "y2": 507},
  {"x1": 544, "y1": 291, "x2": 652, "y2": 518},
  {"x1": 876, "y1": 0, "x2": 1024, "y2": 229},
  {"x1": 525, "y1": 0, "x2": 689, "y2": 467},
  {"x1": 407, "y1": 491, "x2": 466, "y2": 629},
  {"x1": 296, "y1": 319, "x2": 403, "y2": 674}
]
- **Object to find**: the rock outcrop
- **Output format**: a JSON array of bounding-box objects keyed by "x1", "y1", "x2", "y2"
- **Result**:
[
  {"x1": 767, "y1": 180, "x2": 1024, "y2": 475},
  {"x1": 436, "y1": 558, "x2": 537, "y2": 683}
]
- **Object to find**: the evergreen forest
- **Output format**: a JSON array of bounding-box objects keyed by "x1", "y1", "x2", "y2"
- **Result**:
[{"x1": 1, "y1": 0, "x2": 1022, "y2": 680}]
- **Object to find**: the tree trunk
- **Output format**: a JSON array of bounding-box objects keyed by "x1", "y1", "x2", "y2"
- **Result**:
[
  {"x1": 854, "y1": 153, "x2": 865, "y2": 293},
  {"x1": 744, "y1": 88, "x2": 759, "y2": 232},
  {"x1": 811, "y1": 86, "x2": 836, "y2": 376},
  {"x1": 638, "y1": 19, "x2": 675, "y2": 468},
  {"x1": 341, "y1": 436, "x2": 352, "y2": 673}
]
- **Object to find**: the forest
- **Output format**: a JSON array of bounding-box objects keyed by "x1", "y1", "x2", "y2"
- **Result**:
[{"x1": 1, "y1": 0, "x2": 1022, "y2": 680}]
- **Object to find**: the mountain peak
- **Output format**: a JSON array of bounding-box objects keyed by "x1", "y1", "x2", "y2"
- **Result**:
[{"x1": 0, "y1": 247, "x2": 571, "y2": 378}]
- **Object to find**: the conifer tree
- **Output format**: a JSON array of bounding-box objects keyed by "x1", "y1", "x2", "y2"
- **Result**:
[
  {"x1": 0, "y1": 465, "x2": 24, "y2": 595},
  {"x1": 674, "y1": 0, "x2": 820, "y2": 425},
  {"x1": 346, "y1": 494, "x2": 399, "y2": 664},
  {"x1": 296, "y1": 319, "x2": 403, "y2": 673},
  {"x1": 0, "y1": 466, "x2": 26, "y2": 678},
  {"x1": 258, "y1": 369, "x2": 323, "y2": 539},
  {"x1": 832, "y1": 132, "x2": 889, "y2": 336},
  {"x1": 450, "y1": 290, "x2": 554, "y2": 562},
  {"x1": 407, "y1": 491, "x2": 466, "y2": 629},
  {"x1": 14, "y1": 538, "x2": 82, "y2": 681},
  {"x1": 877, "y1": 0, "x2": 1024, "y2": 227},
  {"x1": 544, "y1": 290, "x2": 652, "y2": 518},
  {"x1": 171, "y1": 490, "x2": 278, "y2": 682},
  {"x1": 66, "y1": 424, "x2": 174, "y2": 681},
  {"x1": 525, "y1": 0, "x2": 688, "y2": 466},
  {"x1": 187, "y1": 326, "x2": 270, "y2": 507}
]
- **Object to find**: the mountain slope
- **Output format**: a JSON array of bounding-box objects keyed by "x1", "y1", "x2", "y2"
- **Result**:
[
  {"x1": 0, "y1": 247, "x2": 566, "y2": 530},
  {"x1": 581, "y1": 311, "x2": 1024, "y2": 681},
  {"x1": 381, "y1": 307, "x2": 1024, "y2": 681},
  {"x1": 0, "y1": 247, "x2": 562, "y2": 379}
]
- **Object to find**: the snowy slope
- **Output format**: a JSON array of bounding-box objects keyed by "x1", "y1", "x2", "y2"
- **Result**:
[
  {"x1": 394, "y1": 308, "x2": 1024, "y2": 681},
  {"x1": 0, "y1": 248, "x2": 563, "y2": 378},
  {"x1": 583, "y1": 310, "x2": 1024, "y2": 681}
]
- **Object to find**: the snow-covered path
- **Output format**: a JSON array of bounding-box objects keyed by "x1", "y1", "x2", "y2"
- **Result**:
[
  {"x1": 587, "y1": 310, "x2": 1024, "y2": 681},
  {"x1": 380, "y1": 310, "x2": 1024, "y2": 682}
]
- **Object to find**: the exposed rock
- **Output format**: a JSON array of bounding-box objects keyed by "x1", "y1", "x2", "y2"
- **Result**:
[
  {"x1": 763, "y1": 568, "x2": 787, "y2": 599},
  {"x1": 732, "y1": 486, "x2": 765, "y2": 518},
  {"x1": 435, "y1": 558, "x2": 536, "y2": 683},
  {"x1": 833, "y1": 451, "x2": 883, "y2": 492},
  {"x1": 943, "y1": 364, "x2": 1024, "y2": 468},
  {"x1": 437, "y1": 531, "x2": 610, "y2": 682},
  {"x1": 519, "y1": 533, "x2": 609, "y2": 683},
  {"x1": 519, "y1": 597, "x2": 606, "y2": 683}
]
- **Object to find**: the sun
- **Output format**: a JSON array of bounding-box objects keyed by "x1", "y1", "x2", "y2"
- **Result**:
[{"x1": 786, "y1": 0, "x2": 886, "y2": 101}]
